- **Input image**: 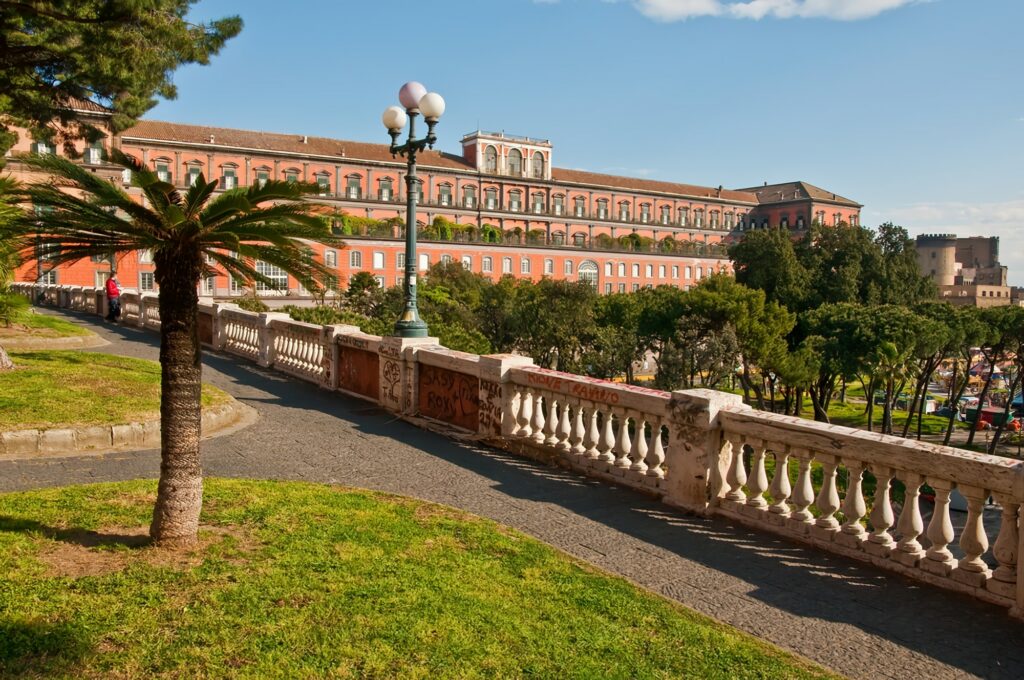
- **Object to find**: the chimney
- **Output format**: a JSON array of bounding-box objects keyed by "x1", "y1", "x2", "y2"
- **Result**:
[
  {"x1": 302, "y1": 135, "x2": 308, "y2": 144},
  {"x1": 717, "y1": 185, "x2": 722, "y2": 197},
  {"x1": 763, "y1": 181, "x2": 767, "y2": 186},
  {"x1": 208, "y1": 134, "x2": 215, "y2": 144}
]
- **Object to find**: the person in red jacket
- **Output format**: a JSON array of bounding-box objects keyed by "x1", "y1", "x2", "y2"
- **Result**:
[{"x1": 104, "y1": 272, "x2": 121, "y2": 321}]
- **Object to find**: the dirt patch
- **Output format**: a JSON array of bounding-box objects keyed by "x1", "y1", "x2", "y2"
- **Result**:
[{"x1": 38, "y1": 524, "x2": 258, "y2": 578}]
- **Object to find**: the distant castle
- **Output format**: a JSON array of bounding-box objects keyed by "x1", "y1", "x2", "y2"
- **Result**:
[{"x1": 915, "y1": 234, "x2": 1022, "y2": 307}]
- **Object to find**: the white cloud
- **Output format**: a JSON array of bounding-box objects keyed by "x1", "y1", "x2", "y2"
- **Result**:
[
  {"x1": 632, "y1": 0, "x2": 921, "y2": 21},
  {"x1": 887, "y1": 199, "x2": 1024, "y2": 287}
]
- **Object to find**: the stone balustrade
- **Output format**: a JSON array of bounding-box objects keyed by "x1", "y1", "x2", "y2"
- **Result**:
[{"x1": 13, "y1": 281, "x2": 1024, "y2": 619}]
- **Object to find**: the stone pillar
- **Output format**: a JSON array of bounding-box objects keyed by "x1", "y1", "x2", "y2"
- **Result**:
[
  {"x1": 323, "y1": 324, "x2": 361, "y2": 392},
  {"x1": 663, "y1": 388, "x2": 747, "y2": 514},
  {"x1": 478, "y1": 354, "x2": 534, "y2": 438},
  {"x1": 257, "y1": 312, "x2": 291, "y2": 368},
  {"x1": 378, "y1": 335, "x2": 439, "y2": 415}
]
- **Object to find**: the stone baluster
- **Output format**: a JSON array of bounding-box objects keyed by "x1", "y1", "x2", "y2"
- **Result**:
[
  {"x1": 569, "y1": 405, "x2": 586, "y2": 456},
  {"x1": 531, "y1": 393, "x2": 547, "y2": 444},
  {"x1": 556, "y1": 402, "x2": 573, "y2": 452},
  {"x1": 598, "y1": 410, "x2": 616, "y2": 463},
  {"x1": 504, "y1": 387, "x2": 522, "y2": 437},
  {"x1": 865, "y1": 465, "x2": 896, "y2": 557},
  {"x1": 745, "y1": 440, "x2": 769, "y2": 510},
  {"x1": 583, "y1": 407, "x2": 600, "y2": 459},
  {"x1": 837, "y1": 461, "x2": 867, "y2": 548},
  {"x1": 645, "y1": 419, "x2": 666, "y2": 478},
  {"x1": 989, "y1": 494, "x2": 1019, "y2": 599},
  {"x1": 768, "y1": 448, "x2": 792, "y2": 520},
  {"x1": 724, "y1": 435, "x2": 747, "y2": 503},
  {"x1": 544, "y1": 398, "x2": 560, "y2": 447},
  {"x1": 629, "y1": 415, "x2": 649, "y2": 474},
  {"x1": 517, "y1": 388, "x2": 533, "y2": 438},
  {"x1": 893, "y1": 472, "x2": 926, "y2": 566},
  {"x1": 812, "y1": 454, "x2": 841, "y2": 537},
  {"x1": 922, "y1": 480, "x2": 957, "y2": 575},
  {"x1": 614, "y1": 410, "x2": 632, "y2": 469},
  {"x1": 789, "y1": 448, "x2": 815, "y2": 528},
  {"x1": 953, "y1": 485, "x2": 992, "y2": 586}
]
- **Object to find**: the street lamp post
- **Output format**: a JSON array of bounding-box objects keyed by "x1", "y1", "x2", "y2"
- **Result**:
[{"x1": 382, "y1": 82, "x2": 446, "y2": 338}]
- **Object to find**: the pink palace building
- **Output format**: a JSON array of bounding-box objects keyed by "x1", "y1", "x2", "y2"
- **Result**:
[{"x1": 8, "y1": 103, "x2": 862, "y2": 297}]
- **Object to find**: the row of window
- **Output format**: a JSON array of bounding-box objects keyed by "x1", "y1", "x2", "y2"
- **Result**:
[{"x1": 344, "y1": 249, "x2": 716, "y2": 281}]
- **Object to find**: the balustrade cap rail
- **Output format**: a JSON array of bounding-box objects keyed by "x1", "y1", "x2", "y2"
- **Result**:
[{"x1": 509, "y1": 366, "x2": 670, "y2": 416}]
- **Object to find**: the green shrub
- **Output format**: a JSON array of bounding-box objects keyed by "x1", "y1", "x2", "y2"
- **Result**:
[
  {"x1": 236, "y1": 293, "x2": 269, "y2": 313},
  {"x1": 0, "y1": 290, "x2": 29, "y2": 327}
]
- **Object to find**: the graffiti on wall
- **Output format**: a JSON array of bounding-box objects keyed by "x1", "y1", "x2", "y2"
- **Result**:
[{"x1": 418, "y1": 364, "x2": 479, "y2": 431}]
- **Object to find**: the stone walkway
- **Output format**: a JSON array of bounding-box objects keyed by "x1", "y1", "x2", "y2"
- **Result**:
[{"x1": 3, "y1": 311, "x2": 1024, "y2": 680}]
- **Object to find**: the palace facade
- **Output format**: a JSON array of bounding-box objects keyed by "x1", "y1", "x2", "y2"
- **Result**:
[{"x1": 7, "y1": 108, "x2": 862, "y2": 297}]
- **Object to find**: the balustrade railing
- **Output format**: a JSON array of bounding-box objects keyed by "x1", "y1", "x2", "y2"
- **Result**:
[
  {"x1": 714, "y1": 408, "x2": 1020, "y2": 608},
  {"x1": 504, "y1": 367, "x2": 670, "y2": 491},
  {"x1": 18, "y1": 281, "x2": 1024, "y2": 619},
  {"x1": 220, "y1": 308, "x2": 261, "y2": 361},
  {"x1": 269, "y1": 318, "x2": 325, "y2": 383}
]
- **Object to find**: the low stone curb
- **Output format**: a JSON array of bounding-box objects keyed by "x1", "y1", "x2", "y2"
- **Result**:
[
  {"x1": 1, "y1": 333, "x2": 109, "y2": 350},
  {"x1": 0, "y1": 397, "x2": 256, "y2": 460}
]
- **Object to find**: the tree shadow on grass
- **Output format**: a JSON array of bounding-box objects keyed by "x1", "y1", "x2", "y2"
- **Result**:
[
  {"x1": 0, "y1": 516, "x2": 150, "y2": 549},
  {"x1": 0, "y1": 619, "x2": 92, "y2": 677}
]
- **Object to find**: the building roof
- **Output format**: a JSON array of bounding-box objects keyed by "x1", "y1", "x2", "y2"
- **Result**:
[
  {"x1": 122, "y1": 120, "x2": 853, "y2": 207},
  {"x1": 732, "y1": 181, "x2": 861, "y2": 208},
  {"x1": 123, "y1": 120, "x2": 474, "y2": 171},
  {"x1": 62, "y1": 95, "x2": 113, "y2": 115},
  {"x1": 551, "y1": 168, "x2": 756, "y2": 203}
]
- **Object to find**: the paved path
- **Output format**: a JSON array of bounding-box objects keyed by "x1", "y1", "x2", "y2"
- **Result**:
[{"x1": 4, "y1": 311, "x2": 1024, "y2": 680}]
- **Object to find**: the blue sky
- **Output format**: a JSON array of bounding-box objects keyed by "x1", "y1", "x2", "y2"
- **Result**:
[{"x1": 153, "y1": 0, "x2": 1024, "y2": 285}]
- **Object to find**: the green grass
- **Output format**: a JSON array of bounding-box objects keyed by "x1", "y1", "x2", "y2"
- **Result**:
[
  {"x1": 0, "y1": 310, "x2": 91, "y2": 339},
  {"x1": 0, "y1": 351, "x2": 229, "y2": 430},
  {"x1": 0, "y1": 479, "x2": 834, "y2": 679}
]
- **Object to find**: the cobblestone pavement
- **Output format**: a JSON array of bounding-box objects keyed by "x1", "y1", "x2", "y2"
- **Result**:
[{"x1": 3, "y1": 311, "x2": 1024, "y2": 680}]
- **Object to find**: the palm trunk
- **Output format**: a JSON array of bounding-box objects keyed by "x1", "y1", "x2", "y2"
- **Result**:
[{"x1": 150, "y1": 253, "x2": 204, "y2": 547}]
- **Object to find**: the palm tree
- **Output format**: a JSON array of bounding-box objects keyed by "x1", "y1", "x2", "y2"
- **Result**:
[
  {"x1": 3, "y1": 152, "x2": 343, "y2": 546},
  {"x1": 0, "y1": 176, "x2": 25, "y2": 371}
]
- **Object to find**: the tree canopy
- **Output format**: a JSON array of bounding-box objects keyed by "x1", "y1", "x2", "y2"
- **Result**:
[{"x1": 0, "y1": 0, "x2": 242, "y2": 154}]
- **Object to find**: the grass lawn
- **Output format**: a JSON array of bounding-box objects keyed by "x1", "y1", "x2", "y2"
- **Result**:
[
  {"x1": 0, "y1": 351, "x2": 229, "y2": 430},
  {"x1": 0, "y1": 310, "x2": 91, "y2": 340},
  {"x1": 0, "y1": 479, "x2": 834, "y2": 679}
]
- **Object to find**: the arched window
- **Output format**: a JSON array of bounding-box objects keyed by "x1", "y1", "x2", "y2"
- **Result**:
[
  {"x1": 544, "y1": 258, "x2": 554, "y2": 275},
  {"x1": 438, "y1": 182, "x2": 452, "y2": 206},
  {"x1": 532, "y1": 193, "x2": 545, "y2": 214},
  {"x1": 577, "y1": 260, "x2": 598, "y2": 288},
  {"x1": 345, "y1": 175, "x2": 362, "y2": 199},
  {"x1": 572, "y1": 232, "x2": 586, "y2": 246},
  {"x1": 254, "y1": 167, "x2": 270, "y2": 188},
  {"x1": 618, "y1": 263, "x2": 626, "y2": 277},
  {"x1": 221, "y1": 164, "x2": 238, "y2": 190},
  {"x1": 640, "y1": 203, "x2": 651, "y2": 223},
  {"x1": 86, "y1": 141, "x2": 104, "y2": 165},
  {"x1": 186, "y1": 162, "x2": 202, "y2": 186},
  {"x1": 482, "y1": 256, "x2": 493, "y2": 273},
  {"x1": 660, "y1": 205, "x2": 671, "y2": 225},
  {"x1": 484, "y1": 146, "x2": 498, "y2": 173},
  {"x1": 154, "y1": 158, "x2": 173, "y2": 183},
  {"x1": 679, "y1": 207, "x2": 689, "y2": 226},
  {"x1": 631, "y1": 263, "x2": 640, "y2": 277},
  {"x1": 618, "y1": 201, "x2": 630, "y2": 221},
  {"x1": 694, "y1": 209, "x2": 705, "y2": 228},
  {"x1": 315, "y1": 172, "x2": 331, "y2": 196},
  {"x1": 507, "y1": 149, "x2": 523, "y2": 176},
  {"x1": 379, "y1": 177, "x2": 394, "y2": 201},
  {"x1": 502, "y1": 257, "x2": 513, "y2": 274},
  {"x1": 552, "y1": 194, "x2": 565, "y2": 215},
  {"x1": 531, "y1": 151, "x2": 545, "y2": 179}
]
